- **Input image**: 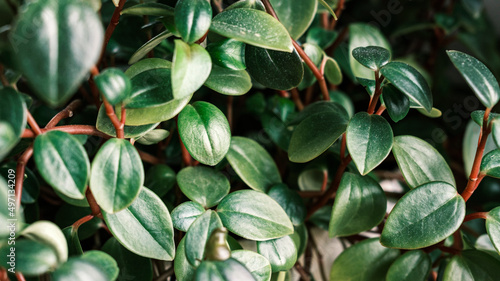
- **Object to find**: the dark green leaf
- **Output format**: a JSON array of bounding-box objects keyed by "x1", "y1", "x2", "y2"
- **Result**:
[
  {"x1": 1, "y1": 163, "x2": 39, "y2": 204},
  {"x1": 136, "y1": 129, "x2": 169, "y2": 145},
  {"x1": 357, "y1": 77, "x2": 376, "y2": 96},
  {"x1": 352, "y1": 46, "x2": 391, "y2": 70},
  {"x1": 216, "y1": 190, "x2": 294, "y2": 240},
  {"x1": 144, "y1": 164, "x2": 176, "y2": 197},
  {"x1": 380, "y1": 62, "x2": 433, "y2": 112},
  {"x1": 175, "y1": 0, "x2": 212, "y2": 44},
  {"x1": 0, "y1": 239, "x2": 58, "y2": 276},
  {"x1": 346, "y1": 112, "x2": 393, "y2": 175},
  {"x1": 386, "y1": 250, "x2": 431, "y2": 281},
  {"x1": 381, "y1": 182, "x2": 465, "y2": 249},
  {"x1": 21, "y1": 220, "x2": 68, "y2": 263},
  {"x1": 226, "y1": 137, "x2": 281, "y2": 192},
  {"x1": 90, "y1": 138, "x2": 144, "y2": 213},
  {"x1": 94, "y1": 68, "x2": 132, "y2": 105},
  {"x1": 121, "y1": 3, "x2": 174, "y2": 16},
  {"x1": 177, "y1": 166, "x2": 230, "y2": 208},
  {"x1": 306, "y1": 27, "x2": 337, "y2": 49},
  {"x1": 329, "y1": 173, "x2": 387, "y2": 237},
  {"x1": 128, "y1": 31, "x2": 173, "y2": 65},
  {"x1": 381, "y1": 84, "x2": 410, "y2": 122},
  {"x1": 257, "y1": 235, "x2": 297, "y2": 272},
  {"x1": 225, "y1": 0, "x2": 266, "y2": 11},
  {"x1": 292, "y1": 224, "x2": 308, "y2": 258},
  {"x1": 443, "y1": 250, "x2": 500, "y2": 281},
  {"x1": 0, "y1": 88, "x2": 26, "y2": 160},
  {"x1": 447, "y1": 50, "x2": 500, "y2": 108},
  {"x1": 246, "y1": 45, "x2": 303, "y2": 91},
  {"x1": 206, "y1": 39, "x2": 246, "y2": 70},
  {"x1": 62, "y1": 226, "x2": 83, "y2": 256},
  {"x1": 34, "y1": 131, "x2": 90, "y2": 200},
  {"x1": 96, "y1": 106, "x2": 159, "y2": 138},
  {"x1": 195, "y1": 258, "x2": 255, "y2": 281},
  {"x1": 269, "y1": 0, "x2": 317, "y2": 39},
  {"x1": 11, "y1": 0, "x2": 103, "y2": 107},
  {"x1": 210, "y1": 8, "x2": 293, "y2": 52},
  {"x1": 102, "y1": 237, "x2": 153, "y2": 281},
  {"x1": 178, "y1": 101, "x2": 231, "y2": 166},
  {"x1": 51, "y1": 257, "x2": 108, "y2": 281},
  {"x1": 204, "y1": 65, "x2": 252, "y2": 96},
  {"x1": 185, "y1": 210, "x2": 223, "y2": 266},
  {"x1": 392, "y1": 136, "x2": 456, "y2": 188},
  {"x1": 0, "y1": 123, "x2": 15, "y2": 162},
  {"x1": 232, "y1": 250, "x2": 272, "y2": 281},
  {"x1": 288, "y1": 101, "x2": 347, "y2": 126},
  {"x1": 103, "y1": 187, "x2": 175, "y2": 260},
  {"x1": 481, "y1": 149, "x2": 500, "y2": 178},
  {"x1": 172, "y1": 201, "x2": 206, "y2": 232},
  {"x1": 268, "y1": 184, "x2": 306, "y2": 226},
  {"x1": 174, "y1": 237, "x2": 196, "y2": 281},
  {"x1": 486, "y1": 206, "x2": 500, "y2": 254},
  {"x1": 81, "y1": 251, "x2": 119, "y2": 281},
  {"x1": 330, "y1": 238, "x2": 399, "y2": 281}
]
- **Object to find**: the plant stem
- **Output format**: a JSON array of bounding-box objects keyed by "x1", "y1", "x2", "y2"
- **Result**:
[
  {"x1": 138, "y1": 150, "x2": 163, "y2": 165},
  {"x1": 329, "y1": 0, "x2": 345, "y2": 30},
  {"x1": 0, "y1": 64, "x2": 9, "y2": 86},
  {"x1": 72, "y1": 214, "x2": 94, "y2": 229},
  {"x1": 320, "y1": 170, "x2": 328, "y2": 192},
  {"x1": 100, "y1": 0, "x2": 127, "y2": 64},
  {"x1": 22, "y1": 125, "x2": 110, "y2": 139},
  {"x1": 290, "y1": 88, "x2": 304, "y2": 111},
  {"x1": 46, "y1": 100, "x2": 82, "y2": 128},
  {"x1": 294, "y1": 262, "x2": 310, "y2": 281},
  {"x1": 26, "y1": 111, "x2": 43, "y2": 135},
  {"x1": 367, "y1": 71, "x2": 383, "y2": 114},
  {"x1": 375, "y1": 105, "x2": 386, "y2": 115},
  {"x1": 227, "y1": 96, "x2": 233, "y2": 131},
  {"x1": 85, "y1": 189, "x2": 102, "y2": 219},
  {"x1": 15, "y1": 146, "x2": 33, "y2": 209},
  {"x1": 15, "y1": 272, "x2": 26, "y2": 281},
  {"x1": 463, "y1": 211, "x2": 489, "y2": 222},
  {"x1": 102, "y1": 97, "x2": 125, "y2": 138}
]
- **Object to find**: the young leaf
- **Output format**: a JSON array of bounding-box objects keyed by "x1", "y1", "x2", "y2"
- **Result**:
[
  {"x1": 185, "y1": 210, "x2": 223, "y2": 266},
  {"x1": 346, "y1": 112, "x2": 394, "y2": 175},
  {"x1": 21, "y1": 221, "x2": 68, "y2": 264},
  {"x1": 174, "y1": 237, "x2": 196, "y2": 281},
  {"x1": 102, "y1": 187, "x2": 175, "y2": 261},
  {"x1": 386, "y1": 250, "x2": 431, "y2": 281},
  {"x1": 51, "y1": 257, "x2": 108, "y2": 281},
  {"x1": 204, "y1": 65, "x2": 252, "y2": 96},
  {"x1": 177, "y1": 166, "x2": 230, "y2": 208},
  {"x1": 392, "y1": 135, "x2": 456, "y2": 188},
  {"x1": 443, "y1": 250, "x2": 500, "y2": 281},
  {"x1": 120, "y1": 2, "x2": 174, "y2": 16},
  {"x1": 481, "y1": 149, "x2": 500, "y2": 178},
  {"x1": 269, "y1": 0, "x2": 317, "y2": 39},
  {"x1": 226, "y1": 137, "x2": 281, "y2": 192},
  {"x1": 178, "y1": 101, "x2": 231, "y2": 166},
  {"x1": 381, "y1": 182, "x2": 465, "y2": 249},
  {"x1": 268, "y1": 184, "x2": 306, "y2": 226},
  {"x1": 172, "y1": 40, "x2": 212, "y2": 99},
  {"x1": 210, "y1": 8, "x2": 293, "y2": 52},
  {"x1": 94, "y1": 68, "x2": 132, "y2": 105},
  {"x1": 90, "y1": 138, "x2": 144, "y2": 213},
  {"x1": 206, "y1": 39, "x2": 246, "y2": 70},
  {"x1": 381, "y1": 84, "x2": 410, "y2": 122},
  {"x1": 380, "y1": 62, "x2": 433, "y2": 112},
  {"x1": 329, "y1": 173, "x2": 387, "y2": 237},
  {"x1": 0, "y1": 239, "x2": 58, "y2": 276},
  {"x1": 102, "y1": 237, "x2": 153, "y2": 281},
  {"x1": 34, "y1": 131, "x2": 90, "y2": 200},
  {"x1": 195, "y1": 259, "x2": 255, "y2": 281},
  {"x1": 128, "y1": 30, "x2": 173, "y2": 65},
  {"x1": 257, "y1": 235, "x2": 297, "y2": 272},
  {"x1": 231, "y1": 250, "x2": 272, "y2": 281},
  {"x1": 136, "y1": 129, "x2": 170, "y2": 145},
  {"x1": 245, "y1": 45, "x2": 304, "y2": 91},
  {"x1": 80, "y1": 251, "x2": 119, "y2": 281},
  {"x1": 174, "y1": 0, "x2": 212, "y2": 44},
  {"x1": 324, "y1": 57, "x2": 343, "y2": 85},
  {"x1": 172, "y1": 201, "x2": 206, "y2": 232},
  {"x1": 330, "y1": 238, "x2": 399, "y2": 281},
  {"x1": 11, "y1": 0, "x2": 103, "y2": 107},
  {"x1": 486, "y1": 206, "x2": 500, "y2": 254},
  {"x1": 352, "y1": 46, "x2": 391, "y2": 70},
  {"x1": 447, "y1": 50, "x2": 500, "y2": 108},
  {"x1": 216, "y1": 190, "x2": 294, "y2": 241}
]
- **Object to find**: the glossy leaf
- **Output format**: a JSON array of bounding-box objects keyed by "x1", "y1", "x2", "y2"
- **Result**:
[
  {"x1": 447, "y1": 50, "x2": 500, "y2": 108},
  {"x1": 318, "y1": 0, "x2": 338, "y2": 19},
  {"x1": 392, "y1": 136, "x2": 456, "y2": 188},
  {"x1": 381, "y1": 182, "x2": 465, "y2": 249},
  {"x1": 329, "y1": 173, "x2": 387, "y2": 237},
  {"x1": 175, "y1": 0, "x2": 212, "y2": 44},
  {"x1": 269, "y1": 0, "x2": 317, "y2": 39},
  {"x1": 464, "y1": 120, "x2": 496, "y2": 175},
  {"x1": 144, "y1": 164, "x2": 176, "y2": 197},
  {"x1": 330, "y1": 238, "x2": 399, "y2": 281},
  {"x1": 102, "y1": 237, "x2": 153, "y2": 281},
  {"x1": 0, "y1": 239, "x2": 58, "y2": 276},
  {"x1": 128, "y1": 30, "x2": 172, "y2": 64},
  {"x1": 481, "y1": 149, "x2": 500, "y2": 178},
  {"x1": 174, "y1": 237, "x2": 196, "y2": 281},
  {"x1": 486, "y1": 206, "x2": 500, "y2": 254},
  {"x1": 324, "y1": 57, "x2": 343, "y2": 85},
  {"x1": 21, "y1": 220, "x2": 68, "y2": 263},
  {"x1": 81, "y1": 251, "x2": 119, "y2": 281},
  {"x1": 268, "y1": 184, "x2": 306, "y2": 226},
  {"x1": 0, "y1": 176, "x2": 22, "y2": 239},
  {"x1": 216, "y1": 190, "x2": 294, "y2": 241},
  {"x1": 51, "y1": 257, "x2": 108, "y2": 281},
  {"x1": 204, "y1": 65, "x2": 252, "y2": 96},
  {"x1": 246, "y1": 45, "x2": 303, "y2": 91},
  {"x1": 306, "y1": 27, "x2": 337, "y2": 49},
  {"x1": 352, "y1": 46, "x2": 391, "y2": 70},
  {"x1": 62, "y1": 226, "x2": 83, "y2": 256},
  {"x1": 136, "y1": 129, "x2": 169, "y2": 145},
  {"x1": 226, "y1": 137, "x2": 281, "y2": 192},
  {"x1": 178, "y1": 101, "x2": 231, "y2": 166},
  {"x1": 0, "y1": 123, "x2": 15, "y2": 161},
  {"x1": 94, "y1": 68, "x2": 132, "y2": 105},
  {"x1": 346, "y1": 112, "x2": 393, "y2": 175},
  {"x1": 172, "y1": 201, "x2": 205, "y2": 232},
  {"x1": 381, "y1": 84, "x2": 410, "y2": 122},
  {"x1": 210, "y1": 8, "x2": 293, "y2": 52},
  {"x1": 386, "y1": 250, "x2": 431, "y2": 281},
  {"x1": 443, "y1": 250, "x2": 500, "y2": 281},
  {"x1": 232, "y1": 250, "x2": 272, "y2": 281},
  {"x1": 177, "y1": 166, "x2": 230, "y2": 208},
  {"x1": 121, "y1": 3, "x2": 174, "y2": 16},
  {"x1": 34, "y1": 131, "x2": 90, "y2": 200},
  {"x1": 206, "y1": 39, "x2": 246, "y2": 70},
  {"x1": 0, "y1": 88, "x2": 26, "y2": 160},
  {"x1": 11, "y1": 0, "x2": 103, "y2": 107},
  {"x1": 185, "y1": 210, "x2": 223, "y2": 266},
  {"x1": 357, "y1": 77, "x2": 376, "y2": 96},
  {"x1": 90, "y1": 138, "x2": 144, "y2": 213},
  {"x1": 102, "y1": 187, "x2": 175, "y2": 260},
  {"x1": 225, "y1": 0, "x2": 266, "y2": 11},
  {"x1": 257, "y1": 235, "x2": 297, "y2": 272},
  {"x1": 195, "y1": 258, "x2": 256, "y2": 281},
  {"x1": 172, "y1": 40, "x2": 212, "y2": 99},
  {"x1": 289, "y1": 101, "x2": 347, "y2": 125}
]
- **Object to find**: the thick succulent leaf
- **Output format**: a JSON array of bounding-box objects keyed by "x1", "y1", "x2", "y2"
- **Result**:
[
  {"x1": 96, "y1": 106, "x2": 159, "y2": 138},
  {"x1": 352, "y1": 46, "x2": 391, "y2": 70},
  {"x1": 80, "y1": 251, "x2": 119, "y2": 281},
  {"x1": 51, "y1": 257, "x2": 108, "y2": 281},
  {"x1": 21, "y1": 220, "x2": 68, "y2": 264},
  {"x1": 177, "y1": 166, "x2": 230, "y2": 208},
  {"x1": 94, "y1": 68, "x2": 132, "y2": 105},
  {"x1": 0, "y1": 239, "x2": 58, "y2": 276},
  {"x1": 443, "y1": 250, "x2": 500, "y2": 281},
  {"x1": 185, "y1": 210, "x2": 223, "y2": 266},
  {"x1": 0, "y1": 88, "x2": 26, "y2": 160},
  {"x1": 269, "y1": 0, "x2": 317, "y2": 39},
  {"x1": 386, "y1": 250, "x2": 431, "y2": 281},
  {"x1": 174, "y1": 0, "x2": 212, "y2": 44},
  {"x1": 257, "y1": 235, "x2": 297, "y2": 272},
  {"x1": 172, "y1": 201, "x2": 205, "y2": 232},
  {"x1": 480, "y1": 149, "x2": 500, "y2": 178},
  {"x1": 206, "y1": 39, "x2": 246, "y2": 70},
  {"x1": 136, "y1": 129, "x2": 169, "y2": 145},
  {"x1": 174, "y1": 237, "x2": 196, "y2": 281},
  {"x1": 381, "y1": 84, "x2": 410, "y2": 123},
  {"x1": 121, "y1": 3, "x2": 174, "y2": 16},
  {"x1": 486, "y1": 206, "x2": 500, "y2": 254},
  {"x1": 324, "y1": 57, "x2": 343, "y2": 85},
  {"x1": 204, "y1": 65, "x2": 252, "y2": 96},
  {"x1": 232, "y1": 250, "x2": 272, "y2": 281},
  {"x1": 195, "y1": 259, "x2": 256, "y2": 281}
]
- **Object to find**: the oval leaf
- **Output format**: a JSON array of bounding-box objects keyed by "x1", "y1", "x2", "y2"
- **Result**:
[
  {"x1": 195, "y1": 258, "x2": 255, "y2": 281},
  {"x1": 185, "y1": 210, "x2": 223, "y2": 266},
  {"x1": 121, "y1": 3, "x2": 174, "y2": 16},
  {"x1": 94, "y1": 68, "x2": 132, "y2": 105},
  {"x1": 481, "y1": 149, "x2": 500, "y2": 178},
  {"x1": 204, "y1": 65, "x2": 252, "y2": 96},
  {"x1": 257, "y1": 235, "x2": 297, "y2": 272},
  {"x1": 352, "y1": 46, "x2": 391, "y2": 70},
  {"x1": 381, "y1": 84, "x2": 410, "y2": 123},
  {"x1": 0, "y1": 239, "x2": 58, "y2": 276},
  {"x1": 269, "y1": 0, "x2": 317, "y2": 39},
  {"x1": 268, "y1": 184, "x2": 306, "y2": 226},
  {"x1": 51, "y1": 257, "x2": 108, "y2": 281},
  {"x1": 174, "y1": 0, "x2": 212, "y2": 44},
  {"x1": 486, "y1": 206, "x2": 500, "y2": 254},
  {"x1": 443, "y1": 250, "x2": 500, "y2": 281},
  {"x1": 206, "y1": 39, "x2": 246, "y2": 70},
  {"x1": 177, "y1": 166, "x2": 230, "y2": 208},
  {"x1": 386, "y1": 250, "x2": 431, "y2": 281},
  {"x1": 80, "y1": 251, "x2": 119, "y2": 281},
  {"x1": 21, "y1": 220, "x2": 68, "y2": 264},
  {"x1": 172, "y1": 201, "x2": 205, "y2": 232},
  {"x1": 232, "y1": 250, "x2": 272, "y2": 281},
  {"x1": 144, "y1": 164, "x2": 176, "y2": 197},
  {"x1": 174, "y1": 237, "x2": 196, "y2": 281}
]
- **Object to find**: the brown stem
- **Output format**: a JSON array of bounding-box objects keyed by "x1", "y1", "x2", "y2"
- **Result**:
[
  {"x1": 15, "y1": 146, "x2": 33, "y2": 209},
  {"x1": 294, "y1": 262, "x2": 310, "y2": 281},
  {"x1": 46, "y1": 100, "x2": 82, "y2": 128},
  {"x1": 320, "y1": 170, "x2": 328, "y2": 192},
  {"x1": 102, "y1": 97, "x2": 125, "y2": 138},
  {"x1": 375, "y1": 105, "x2": 386, "y2": 115},
  {"x1": 26, "y1": 111, "x2": 43, "y2": 135},
  {"x1": 463, "y1": 212, "x2": 489, "y2": 222},
  {"x1": 213, "y1": 0, "x2": 224, "y2": 13},
  {"x1": 85, "y1": 189, "x2": 103, "y2": 219},
  {"x1": 290, "y1": 88, "x2": 304, "y2": 111},
  {"x1": 100, "y1": 0, "x2": 128, "y2": 64},
  {"x1": 308, "y1": 231, "x2": 328, "y2": 281},
  {"x1": 72, "y1": 214, "x2": 94, "y2": 229},
  {"x1": 227, "y1": 96, "x2": 233, "y2": 131},
  {"x1": 15, "y1": 272, "x2": 26, "y2": 281},
  {"x1": 367, "y1": 71, "x2": 383, "y2": 114},
  {"x1": 179, "y1": 132, "x2": 192, "y2": 166},
  {"x1": 329, "y1": 0, "x2": 345, "y2": 30},
  {"x1": 138, "y1": 150, "x2": 163, "y2": 165},
  {"x1": 328, "y1": 27, "x2": 349, "y2": 55},
  {"x1": 22, "y1": 125, "x2": 110, "y2": 139},
  {"x1": 0, "y1": 64, "x2": 9, "y2": 86}
]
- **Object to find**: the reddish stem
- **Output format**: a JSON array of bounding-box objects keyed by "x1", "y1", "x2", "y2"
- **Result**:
[
  {"x1": 463, "y1": 211, "x2": 489, "y2": 222},
  {"x1": 85, "y1": 189, "x2": 102, "y2": 219},
  {"x1": 320, "y1": 170, "x2": 328, "y2": 192},
  {"x1": 367, "y1": 71, "x2": 383, "y2": 114},
  {"x1": 22, "y1": 125, "x2": 110, "y2": 139},
  {"x1": 46, "y1": 100, "x2": 82, "y2": 128},
  {"x1": 375, "y1": 105, "x2": 386, "y2": 116},
  {"x1": 138, "y1": 150, "x2": 163, "y2": 165},
  {"x1": 15, "y1": 146, "x2": 33, "y2": 209},
  {"x1": 102, "y1": 97, "x2": 124, "y2": 139},
  {"x1": 100, "y1": 0, "x2": 127, "y2": 64},
  {"x1": 179, "y1": 133, "x2": 192, "y2": 166},
  {"x1": 227, "y1": 96, "x2": 233, "y2": 131},
  {"x1": 72, "y1": 214, "x2": 94, "y2": 230},
  {"x1": 290, "y1": 88, "x2": 304, "y2": 111},
  {"x1": 15, "y1": 272, "x2": 26, "y2": 281},
  {"x1": 26, "y1": 111, "x2": 42, "y2": 135},
  {"x1": 0, "y1": 64, "x2": 9, "y2": 86}
]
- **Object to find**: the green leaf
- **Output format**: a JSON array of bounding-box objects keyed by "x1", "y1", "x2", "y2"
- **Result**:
[
  {"x1": 174, "y1": 237, "x2": 196, "y2": 281},
  {"x1": 90, "y1": 138, "x2": 144, "y2": 213},
  {"x1": 210, "y1": 8, "x2": 293, "y2": 52},
  {"x1": 357, "y1": 77, "x2": 376, "y2": 96},
  {"x1": 330, "y1": 238, "x2": 399, "y2": 281},
  {"x1": 185, "y1": 210, "x2": 223, "y2": 266},
  {"x1": 102, "y1": 237, "x2": 153, "y2": 281},
  {"x1": 306, "y1": 27, "x2": 338, "y2": 49},
  {"x1": 204, "y1": 65, "x2": 252, "y2": 96},
  {"x1": 346, "y1": 112, "x2": 393, "y2": 175},
  {"x1": 94, "y1": 68, "x2": 132, "y2": 105},
  {"x1": 486, "y1": 206, "x2": 500, "y2": 254},
  {"x1": 175, "y1": 0, "x2": 212, "y2": 44},
  {"x1": 0, "y1": 122, "x2": 16, "y2": 162},
  {"x1": 96, "y1": 106, "x2": 159, "y2": 138},
  {"x1": 172, "y1": 40, "x2": 212, "y2": 99},
  {"x1": 392, "y1": 136, "x2": 456, "y2": 188},
  {"x1": 62, "y1": 226, "x2": 83, "y2": 256},
  {"x1": 381, "y1": 181, "x2": 465, "y2": 249},
  {"x1": 481, "y1": 149, "x2": 500, "y2": 178},
  {"x1": 21, "y1": 220, "x2": 68, "y2": 263},
  {"x1": 225, "y1": 0, "x2": 266, "y2": 11},
  {"x1": 81, "y1": 251, "x2": 119, "y2": 281},
  {"x1": 11, "y1": 0, "x2": 103, "y2": 107},
  {"x1": 121, "y1": 3, "x2": 174, "y2": 16},
  {"x1": 102, "y1": 187, "x2": 175, "y2": 260},
  {"x1": 51, "y1": 257, "x2": 108, "y2": 281},
  {"x1": 349, "y1": 23, "x2": 391, "y2": 80},
  {"x1": 0, "y1": 176, "x2": 23, "y2": 239},
  {"x1": 216, "y1": 190, "x2": 294, "y2": 241},
  {"x1": 269, "y1": 0, "x2": 317, "y2": 39},
  {"x1": 144, "y1": 164, "x2": 176, "y2": 197},
  {"x1": 245, "y1": 45, "x2": 303, "y2": 91},
  {"x1": 464, "y1": 120, "x2": 496, "y2": 175},
  {"x1": 447, "y1": 50, "x2": 500, "y2": 108},
  {"x1": 232, "y1": 250, "x2": 272, "y2": 281},
  {"x1": 177, "y1": 166, "x2": 230, "y2": 208},
  {"x1": 178, "y1": 101, "x2": 231, "y2": 166},
  {"x1": 172, "y1": 201, "x2": 206, "y2": 232},
  {"x1": 386, "y1": 250, "x2": 431, "y2": 281},
  {"x1": 318, "y1": 0, "x2": 338, "y2": 19},
  {"x1": 329, "y1": 173, "x2": 387, "y2": 237},
  {"x1": 34, "y1": 131, "x2": 90, "y2": 200},
  {"x1": 324, "y1": 57, "x2": 343, "y2": 85},
  {"x1": 381, "y1": 84, "x2": 410, "y2": 123},
  {"x1": 0, "y1": 88, "x2": 26, "y2": 160},
  {"x1": 206, "y1": 39, "x2": 246, "y2": 70},
  {"x1": 0, "y1": 239, "x2": 58, "y2": 276},
  {"x1": 352, "y1": 46, "x2": 391, "y2": 70},
  {"x1": 288, "y1": 109, "x2": 349, "y2": 163},
  {"x1": 136, "y1": 129, "x2": 170, "y2": 145},
  {"x1": 226, "y1": 137, "x2": 281, "y2": 192},
  {"x1": 380, "y1": 62, "x2": 433, "y2": 112},
  {"x1": 128, "y1": 30, "x2": 173, "y2": 65},
  {"x1": 257, "y1": 235, "x2": 297, "y2": 272},
  {"x1": 443, "y1": 250, "x2": 500, "y2": 281},
  {"x1": 268, "y1": 184, "x2": 306, "y2": 226},
  {"x1": 195, "y1": 258, "x2": 256, "y2": 281},
  {"x1": 471, "y1": 110, "x2": 500, "y2": 127}
]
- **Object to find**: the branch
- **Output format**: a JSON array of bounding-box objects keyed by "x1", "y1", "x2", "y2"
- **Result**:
[
  {"x1": 85, "y1": 189, "x2": 102, "y2": 219},
  {"x1": 290, "y1": 88, "x2": 305, "y2": 111},
  {"x1": 138, "y1": 150, "x2": 163, "y2": 165},
  {"x1": 26, "y1": 111, "x2": 43, "y2": 135},
  {"x1": 72, "y1": 214, "x2": 94, "y2": 229},
  {"x1": 46, "y1": 100, "x2": 82, "y2": 128},
  {"x1": 22, "y1": 125, "x2": 110, "y2": 139},
  {"x1": 15, "y1": 146, "x2": 33, "y2": 209},
  {"x1": 463, "y1": 211, "x2": 489, "y2": 222},
  {"x1": 100, "y1": 0, "x2": 128, "y2": 64},
  {"x1": 367, "y1": 71, "x2": 383, "y2": 114}
]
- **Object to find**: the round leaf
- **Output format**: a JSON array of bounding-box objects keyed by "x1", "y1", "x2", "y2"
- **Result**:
[
  {"x1": 172, "y1": 201, "x2": 206, "y2": 232},
  {"x1": 102, "y1": 237, "x2": 153, "y2": 281},
  {"x1": 481, "y1": 149, "x2": 500, "y2": 178},
  {"x1": 269, "y1": 0, "x2": 317, "y2": 39},
  {"x1": 0, "y1": 239, "x2": 58, "y2": 276},
  {"x1": 206, "y1": 39, "x2": 246, "y2": 70},
  {"x1": 257, "y1": 235, "x2": 297, "y2": 272},
  {"x1": 0, "y1": 88, "x2": 26, "y2": 138},
  {"x1": 443, "y1": 250, "x2": 500, "y2": 281},
  {"x1": 177, "y1": 166, "x2": 230, "y2": 208},
  {"x1": 185, "y1": 210, "x2": 223, "y2": 266},
  {"x1": 232, "y1": 250, "x2": 272, "y2": 281},
  {"x1": 120, "y1": 3, "x2": 174, "y2": 16},
  {"x1": 0, "y1": 122, "x2": 16, "y2": 162},
  {"x1": 381, "y1": 181, "x2": 465, "y2": 249},
  {"x1": 352, "y1": 46, "x2": 391, "y2": 70},
  {"x1": 51, "y1": 257, "x2": 108, "y2": 281},
  {"x1": 204, "y1": 65, "x2": 252, "y2": 96},
  {"x1": 96, "y1": 106, "x2": 159, "y2": 138},
  {"x1": 267, "y1": 184, "x2": 306, "y2": 226},
  {"x1": 324, "y1": 57, "x2": 343, "y2": 85},
  {"x1": 381, "y1": 84, "x2": 410, "y2": 123},
  {"x1": 21, "y1": 220, "x2": 68, "y2": 263},
  {"x1": 195, "y1": 258, "x2": 256, "y2": 281},
  {"x1": 174, "y1": 0, "x2": 212, "y2": 44},
  {"x1": 94, "y1": 68, "x2": 132, "y2": 105},
  {"x1": 81, "y1": 251, "x2": 119, "y2": 281},
  {"x1": 486, "y1": 206, "x2": 500, "y2": 254},
  {"x1": 386, "y1": 250, "x2": 431, "y2": 281}
]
